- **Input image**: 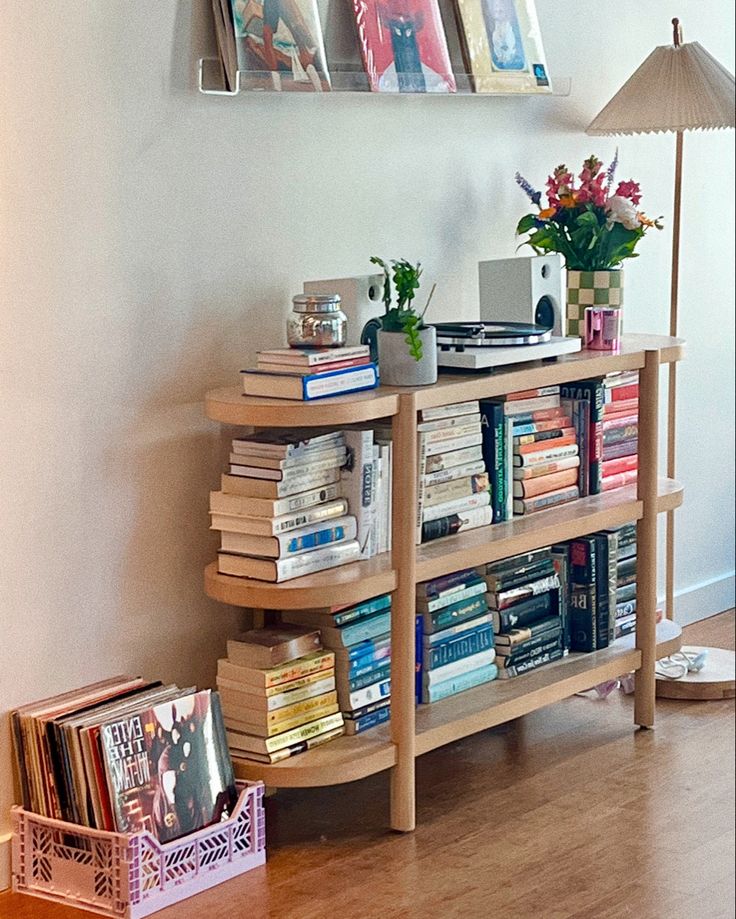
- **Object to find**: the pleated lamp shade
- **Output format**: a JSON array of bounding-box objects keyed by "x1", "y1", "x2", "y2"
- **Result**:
[{"x1": 587, "y1": 40, "x2": 735, "y2": 135}]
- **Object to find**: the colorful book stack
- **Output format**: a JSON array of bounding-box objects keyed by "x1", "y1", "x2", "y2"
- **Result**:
[
  {"x1": 283, "y1": 595, "x2": 392, "y2": 734},
  {"x1": 415, "y1": 569, "x2": 497, "y2": 703},
  {"x1": 217, "y1": 628, "x2": 344, "y2": 764},
  {"x1": 609, "y1": 523, "x2": 638, "y2": 639},
  {"x1": 415, "y1": 401, "x2": 491, "y2": 544},
  {"x1": 481, "y1": 386, "x2": 580, "y2": 518},
  {"x1": 480, "y1": 550, "x2": 566, "y2": 679},
  {"x1": 241, "y1": 345, "x2": 378, "y2": 401},
  {"x1": 601, "y1": 372, "x2": 639, "y2": 491},
  {"x1": 212, "y1": 429, "x2": 362, "y2": 581}
]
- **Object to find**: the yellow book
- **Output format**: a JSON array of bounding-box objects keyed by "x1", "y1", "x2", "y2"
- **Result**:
[
  {"x1": 226, "y1": 710, "x2": 345, "y2": 754},
  {"x1": 221, "y1": 692, "x2": 338, "y2": 734}
]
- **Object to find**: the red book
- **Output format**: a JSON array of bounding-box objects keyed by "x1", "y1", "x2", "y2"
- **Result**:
[
  {"x1": 602, "y1": 470, "x2": 638, "y2": 491},
  {"x1": 602, "y1": 413, "x2": 639, "y2": 430},
  {"x1": 602, "y1": 455, "x2": 639, "y2": 477},
  {"x1": 352, "y1": 0, "x2": 456, "y2": 93},
  {"x1": 608, "y1": 383, "x2": 639, "y2": 402},
  {"x1": 603, "y1": 397, "x2": 639, "y2": 416},
  {"x1": 516, "y1": 434, "x2": 577, "y2": 456},
  {"x1": 256, "y1": 356, "x2": 371, "y2": 376}
]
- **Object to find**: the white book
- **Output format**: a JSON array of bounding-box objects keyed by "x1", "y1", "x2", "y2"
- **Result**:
[
  {"x1": 424, "y1": 473, "x2": 489, "y2": 508},
  {"x1": 227, "y1": 445, "x2": 347, "y2": 470},
  {"x1": 257, "y1": 345, "x2": 370, "y2": 367},
  {"x1": 341, "y1": 429, "x2": 376, "y2": 559},
  {"x1": 420, "y1": 401, "x2": 480, "y2": 422},
  {"x1": 416, "y1": 579, "x2": 487, "y2": 613},
  {"x1": 513, "y1": 443, "x2": 580, "y2": 467},
  {"x1": 215, "y1": 481, "x2": 342, "y2": 515},
  {"x1": 217, "y1": 540, "x2": 361, "y2": 582},
  {"x1": 421, "y1": 491, "x2": 491, "y2": 524},
  {"x1": 228, "y1": 452, "x2": 345, "y2": 481},
  {"x1": 374, "y1": 445, "x2": 385, "y2": 556},
  {"x1": 503, "y1": 394, "x2": 561, "y2": 416},
  {"x1": 209, "y1": 499, "x2": 349, "y2": 537},
  {"x1": 338, "y1": 678, "x2": 391, "y2": 711},
  {"x1": 423, "y1": 613, "x2": 494, "y2": 646},
  {"x1": 423, "y1": 431, "x2": 483, "y2": 457},
  {"x1": 421, "y1": 459, "x2": 487, "y2": 487},
  {"x1": 231, "y1": 430, "x2": 343, "y2": 458},
  {"x1": 378, "y1": 441, "x2": 392, "y2": 553},
  {"x1": 219, "y1": 515, "x2": 357, "y2": 559},
  {"x1": 224, "y1": 466, "x2": 341, "y2": 498},
  {"x1": 416, "y1": 413, "x2": 482, "y2": 433},
  {"x1": 423, "y1": 649, "x2": 497, "y2": 687},
  {"x1": 423, "y1": 445, "x2": 484, "y2": 472},
  {"x1": 417, "y1": 421, "x2": 482, "y2": 444}
]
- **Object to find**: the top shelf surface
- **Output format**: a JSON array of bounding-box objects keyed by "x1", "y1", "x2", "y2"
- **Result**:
[{"x1": 206, "y1": 334, "x2": 685, "y2": 428}]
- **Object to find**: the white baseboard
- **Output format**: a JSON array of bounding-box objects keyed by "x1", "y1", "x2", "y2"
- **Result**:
[
  {"x1": 0, "y1": 833, "x2": 10, "y2": 892},
  {"x1": 661, "y1": 571, "x2": 736, "y2": 627}
]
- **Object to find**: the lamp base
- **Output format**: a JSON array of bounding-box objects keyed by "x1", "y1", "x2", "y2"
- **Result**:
[{"x1": 655, "y1": 646, "x2": 735, "y2": 700}]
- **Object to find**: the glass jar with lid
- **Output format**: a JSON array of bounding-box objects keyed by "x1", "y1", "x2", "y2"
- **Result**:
[{"x1": 287, "y1": 294, "x2": 347, "y2": 349}]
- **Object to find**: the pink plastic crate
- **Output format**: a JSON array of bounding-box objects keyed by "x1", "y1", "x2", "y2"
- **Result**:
[{"x1": 12, "y1": 781, "x2": 265, "y2": 918}]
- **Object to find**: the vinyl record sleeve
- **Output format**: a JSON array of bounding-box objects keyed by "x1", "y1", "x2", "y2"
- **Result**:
[
  {"x1": 352, "y1": 0, "x2": 456, "y2": 93},
  {"x1": 454, "y1": 0, "x2": 551, "y2": 93}
]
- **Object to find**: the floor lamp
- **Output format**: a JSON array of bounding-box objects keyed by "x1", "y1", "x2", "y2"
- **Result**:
[{"x1": 587, "y1": 19, "x2": 735, "y2": 698}]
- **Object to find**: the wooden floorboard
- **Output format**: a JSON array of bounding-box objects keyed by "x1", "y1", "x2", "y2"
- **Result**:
[{"x1": 2, "y1": 611, "x2": 733, "y2": 919}]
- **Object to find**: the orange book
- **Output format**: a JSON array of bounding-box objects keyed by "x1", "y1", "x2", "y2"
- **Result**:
[
  {"x1": 513, "y1": 467, "x2": 580, "y2": 499},
  {"x1": 516, "y1": 434, "x2": 577, "y2": 456},
  {"x1": 506, "y1": 386, "x2": 561, "y2": 402}
]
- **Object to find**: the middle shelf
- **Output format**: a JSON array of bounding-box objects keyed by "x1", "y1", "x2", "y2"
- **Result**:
[{"x1": 205, "y1": 478, "x2": 683, "y2": 610}]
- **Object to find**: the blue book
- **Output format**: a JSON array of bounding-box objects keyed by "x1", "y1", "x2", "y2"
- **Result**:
[
  {"x1": 422, "y1": 663, "x2": 498, "y2": 704},
  {"x1": 344, "y1": 633, "x2": 391, "y2": 663},
  {"x1": 348, "y1": 651, "x2": 391, "y2": 680},
  {"x1": 332, "y1": 594, "x2": 391, "y2": 626},
  {"x1": 425, "y1": 624, "x2": 494, "y2": 670},
  {"x1": 321, "y1": 611, "x2": 391, "y2": 649},
  {"x1": 348, "y1": 661, "x2": 391, "y2": 692},
  {"x1": 415, "y1": 615, "x2": 424, "y2": 704},
  {"x1": 241, "y1": 363, "x2": 379, "y2": 401},
  {"x1": 343, "y1": 705, "x2": 391, "y2": 735}
]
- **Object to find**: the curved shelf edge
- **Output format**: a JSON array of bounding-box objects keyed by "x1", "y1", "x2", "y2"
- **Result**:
[
  {"x1": 205, "y1": 557, "x2": 396, "y2": 611},
  {"x1": 205, "y1": 386, "x2": 398, "y2": 428},
  {"x1": 655, "y1": 479, "x2": 684, "y2": 513},
  {"x1": 232, "y1": 729, "x2": 395, "y2": 787}
]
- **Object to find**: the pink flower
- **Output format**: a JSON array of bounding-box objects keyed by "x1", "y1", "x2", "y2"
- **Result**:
[
  {"x1": 615, "y1": 180, "x2": 642, "y2": 205},
  {"x1": 546, "y1": 165, "x2": 574, "y2": 207}
]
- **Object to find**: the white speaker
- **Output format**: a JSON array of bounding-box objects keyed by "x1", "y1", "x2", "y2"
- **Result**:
[
  {"x1": 303, "y1": 274, "x2": 385, "y2": 346},
  {"x1": 478, "y1": 254, "x2": 564, "y2": 336}
]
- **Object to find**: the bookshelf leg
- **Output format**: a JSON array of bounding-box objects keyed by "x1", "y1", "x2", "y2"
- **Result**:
[
  {"x1": 389, "y1": 393, "x2": 418, "y2": 832},
  {"x1": 635, "y1": 349, "x2": 660, "y2": 729}
]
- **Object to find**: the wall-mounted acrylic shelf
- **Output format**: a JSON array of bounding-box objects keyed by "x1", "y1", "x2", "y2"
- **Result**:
[{"x1": 197, "y1": 57, "x2": 571, "y2": 97}]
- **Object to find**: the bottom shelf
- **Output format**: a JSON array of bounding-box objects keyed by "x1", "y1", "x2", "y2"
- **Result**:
[{"x1": 232, "y1": 620, "x2": 682, "y2": 787}]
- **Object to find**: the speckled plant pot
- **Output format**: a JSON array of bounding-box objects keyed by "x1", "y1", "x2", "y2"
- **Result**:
[{"x1": 566, "y1": 269, "x2": 624, "y2": 338}]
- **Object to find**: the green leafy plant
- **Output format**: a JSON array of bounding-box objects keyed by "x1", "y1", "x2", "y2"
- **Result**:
[{"x1": 369, "y1": 257, "x2": 435, "y2": 362}]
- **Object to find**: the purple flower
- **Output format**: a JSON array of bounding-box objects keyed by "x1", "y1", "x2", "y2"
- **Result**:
[
  {"x1": 606, "y1": 148, "x2": 619, "y2": 191},
  {"x1": 515, "y1": 172, "x2": 542, "y2": 206}
]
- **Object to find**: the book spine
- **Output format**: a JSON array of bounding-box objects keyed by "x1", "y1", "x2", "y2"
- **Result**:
[
  {"x1": 415, "y1": 614, "x2": 424, "y2": 703},
  {"x1": 424, "y1": 595, "x2": 489, "y2": 634},
  {"x1": 341, "y1": 429, "x2": 375, "y2": 558},
  {"x1": 497, "y1": 636, "x2": 563, "y2": 669},
  {"x1": 228, "y1": 447, "x2": 347, "y2": 475},
  {"x1": 343, "y1": 698, "x2": 390, "y2": 719},
  {"x1": 489, "y1": 573, "x2": 561, "y2": 610},
  {"x1": 423, "y1": 473, "x2": 489, "y2": 508},
  {"x1": 417, "y1": 412, "x2": 482, "y2": 433},
  {"x1": 343, "y1": 706, "x2": 391, "y2": 735},
  {"x1": 507, "y1": 385, "x2": 561, "y2": 401},
  {"x1": 421, "y1": 505, "x2": 492, "y2": 543},
  {"x1": 423, "y1": 431, "x2": 483, "y2": 458},
  {"x1": 302, "y1": 364, "x2": 378, "y2": 400},
  {"x1": 505, "y1": 417, "x2": 514, "y2": 520},
  {"x1": 602, "y1": 439, "x2": 638, "y2": 461},
  {"x1": 491, "y1": 590, "x2": 556, "y2": 632},
  {"x1": 513, "y1": 426, "x2": 574, "y2": 446},
  {"x1": 617, "y1": 582, "x2": 637, "y2": 603},
  {"x1": 512, "y1": 456, "x2": 580, "y2": 480},
  {"x1": 601, "y1": 455, "x2": 638, "y2": 477},
  {"x1": 423, "y1": 612, "x2": 493, "y2": 645},
  {"x1": 513, "y1": 485, "x2": 579, "y2": 515},
  {"x1": 561, "y1": 380, "x2": 604, "y2": 493},
  {"x1": 424, "y1": 626, "x2": 494, "y2": 670},
  {"x1": 332, "y1": 594, "x2": 392, "y2": 626},
  {"x1": 512, "y1": 416, "x2": 571, "y2": 436},
  {"x1": 602, "y1": 470, "x2": 638, "y2": 490},
  {"x1": 504, "y1": 394, "x2": 561, "y2": 415},
  {"x1": 274, "y1": 516, "x2": 356, "y2": 556},
  {"x1": 264, "y1": 499, "x2": 349, "y2": 535},
  {"x1": 514, "y1": 443, "x2": 580, "y2": 467},
  {"x1": 616, "y1": 598, "x2": 637, "y2": 619},
  {"x1": 515, "y1": 434, "x2": 577, "y2": 456},
  {"x1": 258, "y1": 652, "x2": 335, "y2": 688},
  {"x1": 593, "y1": 534, "x2": 611, "y2": 649},
  {"x1": 323, "y1": 611, "x2": 391, "y2": 647},
  {"x1": 571, "y1": 536, "x2": 596, "y2": 584},
  {"x1": 569, "y1": 585, "x2": 597, "y2": 652},
  {"x1": 480, "y1": 401, "x2": 506, "y2": 523},
  {"x1": 484, "y1": 561, "x2": 555, "y2": 594},
  {"x1": 549, "y1": 544, "x2": 571, "y2": 651},
  {"x1": 421, "y1": 491, "x2": 491, "y2": 523},
  {"x1": 420, "y1": 400, "x2": 480, "y2": 422},
  {"x1": 421, "y1": 459, "x2": 487, "y2": 488},
  {"x1": 266, "y1": 541, "x2": 360, "y2": 581},
  {"x1": 263, "y1": 712, "x2": 346, "y2": 752},
  {"x1": 421, "y1": 566, "x2": 481, "y2": 598},
  {"x1": 341, "y1": 678, "x2": 391, "y2": 711},
  {"x1": 422, "y1": 664, "x2": 498, "y2": 704},
  {"x1": 423, "y1": 649, "x2": 496, "y2": 686},
  {"x1": 348, "y1": 662, "x2": 391, "y2": 692},
  {"x1": 419, "y1": 421, "x2": 482, "y2": 444},
  {"x1": 423, "y1": 445, "x2": 484, "y2": 474},
  {"x1": 257, "y1": 345, "x2": 370, "y2": 367},
  {"x1": 603, "y1": 424, "x2": 638, "y2": 446},
  {"x1": 417, "y1": 578, "x2": 486, "y2": 613},
  {"x1": 513, "y1": 468, "x2": 578, "y2": 499},
  {"x1": 497, "y1": 647, "x2": 564, "y2": 678},
  {"x1": 495, "y1": 625, "x2": 563, "y2": 656},
  {"x1": 607, "y1": 382, "x2": 639, "y2": 401}
]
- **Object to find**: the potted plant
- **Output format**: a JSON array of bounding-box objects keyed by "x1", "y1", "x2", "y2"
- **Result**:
[
  {"x1": 515, "y1": 153, "x2": 662, "y2": 338},
  {"x1": 369, "y1": 257, "x2": 437, "y2": 386}
]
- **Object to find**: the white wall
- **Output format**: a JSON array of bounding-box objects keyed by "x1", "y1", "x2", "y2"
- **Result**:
[{"x1": 1, "y1": 0, "x2": 733, "y2": 885}]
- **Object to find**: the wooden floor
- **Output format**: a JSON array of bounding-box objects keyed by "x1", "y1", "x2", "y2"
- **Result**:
[{"x1": 3, "y1": 611, "x2": 734, "y2": 919}]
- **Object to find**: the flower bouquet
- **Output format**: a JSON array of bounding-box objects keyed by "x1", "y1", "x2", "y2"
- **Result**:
[{"x1": 515, "y1": 153, "x2": 662, "y2": 336}]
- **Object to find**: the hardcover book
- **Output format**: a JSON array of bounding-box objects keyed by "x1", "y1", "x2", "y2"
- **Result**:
[
  {"x1": 352, "y1": 0, "x2": 456, "y2": 93},
  {"x1": 230, "y1": 0, "x2": 331, "y2": 91},
  {"x1": 226, "y1": 627, "x2": 322, "y2": 669},
  {"x1": 99, "y1": 690, "x2": 237, "y2": 843}
]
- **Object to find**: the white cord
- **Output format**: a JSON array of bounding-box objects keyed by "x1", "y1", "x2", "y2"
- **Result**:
[{"x1": 655, "y1": 648, "x2": 708, "y2": 680}]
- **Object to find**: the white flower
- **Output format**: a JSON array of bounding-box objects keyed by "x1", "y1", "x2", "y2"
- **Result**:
[{"x1": 606, "y1": 195, "x2": 639, "y2": 230}]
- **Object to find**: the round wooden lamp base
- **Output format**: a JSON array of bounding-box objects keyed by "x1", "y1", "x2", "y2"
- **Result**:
[{"x1": 656, "y1": 646, "x2": 735, "y2": 700}]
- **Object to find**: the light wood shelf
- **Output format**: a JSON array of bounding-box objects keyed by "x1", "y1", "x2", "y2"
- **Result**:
[
  {"x1": 204, "y1": 479, "x2": 683, "y2": 609},
  {"x1": 232, "y1": 620, "x2": 682, "y2": 787},
  {"x1": 205, "y1": 335, "x2": 686, "y2": 830}
]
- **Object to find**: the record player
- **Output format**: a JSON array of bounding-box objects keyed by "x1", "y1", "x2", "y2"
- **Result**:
[{"x1": 433, "y1": 321, "x2": 581, "y2": 370}]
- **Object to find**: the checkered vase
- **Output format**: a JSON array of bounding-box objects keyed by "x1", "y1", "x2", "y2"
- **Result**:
[{"x1": 566, "y1": 269, "x2": 624, "y2": 338}]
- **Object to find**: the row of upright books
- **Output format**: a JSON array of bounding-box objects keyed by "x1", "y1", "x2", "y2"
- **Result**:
[
  {"x1": 212, "y1": 423, "x2": 391, "y2": 581},
  {"x1": 11, "y1": 679, "x2": 238, "y2": 843}
]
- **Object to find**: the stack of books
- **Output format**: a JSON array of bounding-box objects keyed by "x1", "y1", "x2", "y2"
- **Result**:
[
  {"x1": 342, "y1": 427, "x2": 392, "y2": 559},
  {"x1": 610, "y1": 523, "x2": 638, "y2": 639},
  {"x1": 283, "y1": 595, "x2": 392, "y2": 734},
  {"x1": 241, "y1": 345, "x2": 378, "y2": 401},
  {"x1": 218, "y1": 628, "x2": 344, "y2": 764},
  {"x1": 601, "y1": 372, "x2": 639, "y2": 491},
  {"x1": 415, "y1": 569, "x2": 497, "y2": 703},
  {"x1": 11, "y1": 678, "x2": 238, "y2": 842},
  {"x1": 481, "y1": 387, "x2": 580, "y2": 518},
  {"x1": 568, "y1": 533, "x2": 615, "y2": 651},
  {"x1": 480, "y1": 550, "x2": 566, "y2": 679},
  {"x1": 414, "y1": 401, "x2": 491, "y2": 544},
  {"x1": 212, "y1": 429, "x2": 362, "y2": 581}
]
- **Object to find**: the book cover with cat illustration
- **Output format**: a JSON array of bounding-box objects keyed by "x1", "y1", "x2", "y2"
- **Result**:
[{"x1": 352, "y1": 0, "x2": 456, "y2": 93}]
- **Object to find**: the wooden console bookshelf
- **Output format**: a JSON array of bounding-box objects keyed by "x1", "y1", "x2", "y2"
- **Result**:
[{"x1": 204, "y1": 333, "x2": 685, "y2": 831}]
